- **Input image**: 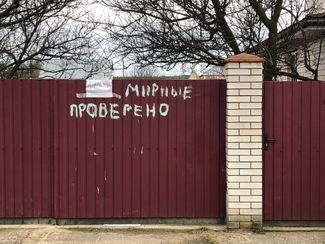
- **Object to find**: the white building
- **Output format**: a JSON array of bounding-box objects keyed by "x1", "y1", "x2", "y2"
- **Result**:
[{"x1": 277, "y1": 1, "x2": 325, "y2": 81}]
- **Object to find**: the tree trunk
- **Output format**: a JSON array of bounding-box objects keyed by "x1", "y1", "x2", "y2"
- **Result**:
[{"x1": 264, "y1": 30, "x2": 278, "y2": 81}]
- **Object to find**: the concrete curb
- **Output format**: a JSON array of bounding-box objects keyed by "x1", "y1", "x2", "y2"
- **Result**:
[
  {"x1": 263, "y1": 227, "x2": 325, "y2": 232},
  {"x1": 0, "y1": 224, "x2": 227, "y2": 232},
  {"x1": 61, "y1": 224, "x2": 227, "y2": 232}
]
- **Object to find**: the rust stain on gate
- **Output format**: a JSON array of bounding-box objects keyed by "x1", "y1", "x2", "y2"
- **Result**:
[{"x1": 0, "y1": 79, "x2": 226, "y2": 218}]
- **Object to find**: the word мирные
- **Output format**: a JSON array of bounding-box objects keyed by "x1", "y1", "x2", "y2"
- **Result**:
[{"x1": 124, "y1": 83, "x2": 192, "y2": 100}]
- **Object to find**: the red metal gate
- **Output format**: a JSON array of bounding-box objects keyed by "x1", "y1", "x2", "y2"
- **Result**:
[
  {"x1": 264, "y1": 81, "x2": 325, "y2": 220},
  {"x1": 0, "y1": 79, "x2": 226, "y2": 219},
  {"x1": 54, "y1": 79, "x2": 226, "y2": 218}
]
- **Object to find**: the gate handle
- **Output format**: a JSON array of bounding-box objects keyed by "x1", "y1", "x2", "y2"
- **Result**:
[{"x1": 263, "y1": 133, "x2": 276, "y2": 151}]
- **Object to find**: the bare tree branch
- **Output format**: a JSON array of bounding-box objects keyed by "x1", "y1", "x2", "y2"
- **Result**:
[
  {"x1": 0, "y1": 0, "x2": 112, "y2": 79},
  {"x1": 103, "y1": 0, "x2": 323, "y2": 81}
]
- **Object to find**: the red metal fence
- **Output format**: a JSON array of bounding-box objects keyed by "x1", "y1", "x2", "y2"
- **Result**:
[
  {"x1": 0, "y1": 80, "x2": 54, "y2": 217},
  {"x1": 0, "y1": 79, "x2": 226, "y2": 218},
  {"x1": 264, "y1": 81, "x2": 325, "y2": 220}
]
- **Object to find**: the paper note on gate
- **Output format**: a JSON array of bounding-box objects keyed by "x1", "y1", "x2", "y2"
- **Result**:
[{"x1": 85, "y1": 79, "x2": 113, "y2": 98}]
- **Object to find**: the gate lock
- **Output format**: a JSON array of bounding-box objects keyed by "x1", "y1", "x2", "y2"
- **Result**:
[{"x1": 263, "y1": 133, "x2": 276, "y2": 151}]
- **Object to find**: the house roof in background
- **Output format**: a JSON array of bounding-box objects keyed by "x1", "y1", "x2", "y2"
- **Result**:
[{"x1": 278, "y1": 12, "x2": 325, "y2": 38}]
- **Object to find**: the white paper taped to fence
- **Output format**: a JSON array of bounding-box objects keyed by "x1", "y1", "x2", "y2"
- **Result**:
[
  {"x1": 77, "y1": 79, "x2": 120, "y2": 98},
  {"x1": 86, "y1": 79, "x2": 113, "y2": 97}
]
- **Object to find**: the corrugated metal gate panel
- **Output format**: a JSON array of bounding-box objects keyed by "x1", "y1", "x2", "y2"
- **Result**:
[
  {"x1": 0, "y1": 79, "x2": 225, "y2": 218},
  {"x1": 54, "y1": 79, "x2": 226, "y2": 218},
  {"x1": 263, "y1": 81, "x2": 325, "y2": 220},
  {"x1": 0, "y1": 80, "x2": 54, "y2": 217}
]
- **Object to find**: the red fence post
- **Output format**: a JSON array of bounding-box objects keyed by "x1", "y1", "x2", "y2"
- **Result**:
[{"x1": 225, "y1": 53, "x2": 264, "y2": 228}]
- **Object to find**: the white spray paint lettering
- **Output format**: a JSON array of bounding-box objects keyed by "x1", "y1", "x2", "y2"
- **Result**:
[
  {"x1": 70, "y1": 82, "x2": 192, "y2": 119},
  {"x1": 99, "y1": 103, "x2": 108, "y2": 117},
  {"x1": 110, "y1": 103, "x2": 120, "y2": 119}
]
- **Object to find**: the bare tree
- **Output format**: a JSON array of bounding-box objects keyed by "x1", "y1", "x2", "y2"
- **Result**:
[
  {"x1": 0, "y1": 0, "x2": 112, "y2": 78},
  {"x1": 102, "y1": 0, "x2": 323, "y2": 80}
]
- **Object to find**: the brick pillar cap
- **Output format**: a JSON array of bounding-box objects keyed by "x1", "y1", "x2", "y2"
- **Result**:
[{"x1": 226, "y1": 53, "x2": 263, "y2": 62}]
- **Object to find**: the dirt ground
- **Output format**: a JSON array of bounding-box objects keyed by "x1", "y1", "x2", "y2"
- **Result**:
[{"x1": 0, "y1": 226, "x2": 325, "y2": 244}]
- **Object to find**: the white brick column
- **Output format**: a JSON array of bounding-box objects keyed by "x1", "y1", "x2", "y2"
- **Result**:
[{"x1": 225, "y1": 53, "x2": 263, "y2": 229}]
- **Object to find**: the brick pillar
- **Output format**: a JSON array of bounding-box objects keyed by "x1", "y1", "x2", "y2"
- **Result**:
[{"x1": 225, "y1": 53, "x2": 263, "y2": 229}]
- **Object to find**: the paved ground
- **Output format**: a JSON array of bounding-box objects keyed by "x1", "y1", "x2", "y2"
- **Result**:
[{"x1": 0, "y1": 225, "x2": 325, "y2": 243}]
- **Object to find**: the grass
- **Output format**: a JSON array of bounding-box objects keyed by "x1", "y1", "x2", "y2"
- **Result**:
[{"x1": 251, "y1": 222, "x2": 264, "y2": 234}]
